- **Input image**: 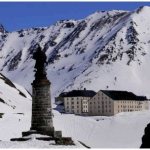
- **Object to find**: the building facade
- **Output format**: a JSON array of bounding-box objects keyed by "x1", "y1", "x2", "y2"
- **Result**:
[
  {"x1": 55, "y1": 89, "x2": 96, "y2": 115},
  {"x1": 56, "y1": 89, "x2": 149, "y2": 116},
  {"x1": 88, "y1": 90, "x2": 149, "y2": 116}
]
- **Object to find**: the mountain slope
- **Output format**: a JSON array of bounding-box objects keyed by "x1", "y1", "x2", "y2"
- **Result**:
[
  {"x1": 0, "y1": 73, "x2": 31, "y2": 113},
  {"x1": 0, "y1": 6, "x2": 150, "y2": 99}
]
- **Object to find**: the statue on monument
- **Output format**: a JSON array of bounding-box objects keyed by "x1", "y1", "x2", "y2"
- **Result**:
[{"x1": 33, "y1": 44, "x2": 47, "y2": 80}]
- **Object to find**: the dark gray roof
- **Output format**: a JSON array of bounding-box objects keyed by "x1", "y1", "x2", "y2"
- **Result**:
[
  {"x1": 101, "y1": 90, "x2": 148, "y2": 101},
  {"x1": 59, "y1": 89, "x2": 96, "y2": 98}
]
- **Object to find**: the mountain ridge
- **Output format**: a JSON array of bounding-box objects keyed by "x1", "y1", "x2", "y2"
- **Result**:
[{"x1": 0, "y1": 6, "x2": 150, "y2": 99}]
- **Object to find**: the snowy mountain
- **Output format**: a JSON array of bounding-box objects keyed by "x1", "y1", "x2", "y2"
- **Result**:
[
  {"x1": 1, "y1": 6, "x2": 150, "y2": 147},
  {"x1": 1, "y1": 6, "x2": 150, "y2": 100}
]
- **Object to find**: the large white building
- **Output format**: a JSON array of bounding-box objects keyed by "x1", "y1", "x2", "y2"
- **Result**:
[
  {"x1": 88, "y1": 90, "x2": 149, "y2": 116},
  {"x1": 55, "y1": 89, "x2": 149, "y2": 116}
]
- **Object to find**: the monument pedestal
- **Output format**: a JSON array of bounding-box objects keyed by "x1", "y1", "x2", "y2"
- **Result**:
[{"x1": 31, "y1": 79, "x2": 54, "y2": 136}]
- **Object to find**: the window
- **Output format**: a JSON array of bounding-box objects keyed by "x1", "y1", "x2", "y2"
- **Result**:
[
  {"x1": 72, "y1": 98, "x2": 74, "y2": 100},
  {"x1": 72, "y1": 106, "x2": 74, "y2": 109},
  {"x1": 72, "y1": 102, "x2": 74, "y2": 104},
  {"x1": 77, "y1": 101, "x2": 79, "y2": 104}
]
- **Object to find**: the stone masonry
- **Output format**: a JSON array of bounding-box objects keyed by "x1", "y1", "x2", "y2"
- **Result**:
[{"x1": 31, "y1": 79, "x2": 54, "y2": 136}]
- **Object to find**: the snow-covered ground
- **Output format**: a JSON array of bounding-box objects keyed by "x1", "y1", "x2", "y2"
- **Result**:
[
  {"x1": 0, "y1": 64, "x2": 150, "y2": 148},
  {"x1": 54, "y1": 109, "x2": 150, "y2": 148},
  {"x1": 0, "y1": 140, "x2": 82, "y2": 148},
  {"x1": 0, "y1": 108, "x2": 150, "y2": 148}
]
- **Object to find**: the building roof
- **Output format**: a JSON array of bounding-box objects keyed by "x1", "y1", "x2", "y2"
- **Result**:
[
  {"x1": 59, "y1": 89, "x2": 96, "y2": 98},
  {"x1": 101, "y1": 90, "x2": 148, "y2": 101}
]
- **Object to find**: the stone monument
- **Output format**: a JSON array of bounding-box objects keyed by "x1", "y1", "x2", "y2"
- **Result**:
[
  {"x1": 11, "y1": 45, "x2": 74, "y2": 145},
  {"x1": 30, "y1": 45, "x2": 54, "y2": 136}
]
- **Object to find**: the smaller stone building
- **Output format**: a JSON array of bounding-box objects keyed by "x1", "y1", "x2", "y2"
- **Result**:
[{"x1": 55, "y1": 89, "x2": 96, "y2": 115}]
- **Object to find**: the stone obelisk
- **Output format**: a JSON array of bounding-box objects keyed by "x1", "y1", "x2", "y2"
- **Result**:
[{"x1": 30, "y1": 45, "x2": 54, "y2": 136}]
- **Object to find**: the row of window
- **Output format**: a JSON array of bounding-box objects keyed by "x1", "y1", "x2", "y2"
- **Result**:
[
  {"x1": 66, "y1": 97, "x2": 88, "y2": 100},
  {"x1": 82, "y1": 110, "x2": 88, "y2": 113},
  {"x1": 67, "y1": 101, "x2": 87, "y2": 104},
  {"x1": 89, "y1": 101, "x2": 111, "y2": 105},
  {"x1": 66, "y1": 101, "x2": 80, "y2": 105},
  {"x1": 118, "y1": 109, "x2": 142, "y2": 112},
  {"x1": 66, "y1": 105, "x2": 88, "y2": 109},
  {"x1": 89, "y1": 109, "x2": 111, "y2": 113},
  {"x1": 118, "y1": 105, "x2": 142, "y2": 108},
  {"x1": 82, "y1": 101, "x2": 88, "y2": 104},
  {"x1": 66, "y1": 104, "x2": 111, "y2": 109},
  {"x1": 118, "y1": 101, "x2": 142, "y2": 104},
  {"x1": 90, "y1": 105, "x2": 111, "y2": 109},
  {"x1": 83, "y1": 105, "x2": 88, "y2": 108}
]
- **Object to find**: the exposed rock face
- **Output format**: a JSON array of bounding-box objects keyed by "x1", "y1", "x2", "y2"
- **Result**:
[
  {"x1": 141, "y1": 123, "x2": 150, "y2": 148},
  {"x1": 0, "y1": 24, "x2": 6, "y2": 34}
]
